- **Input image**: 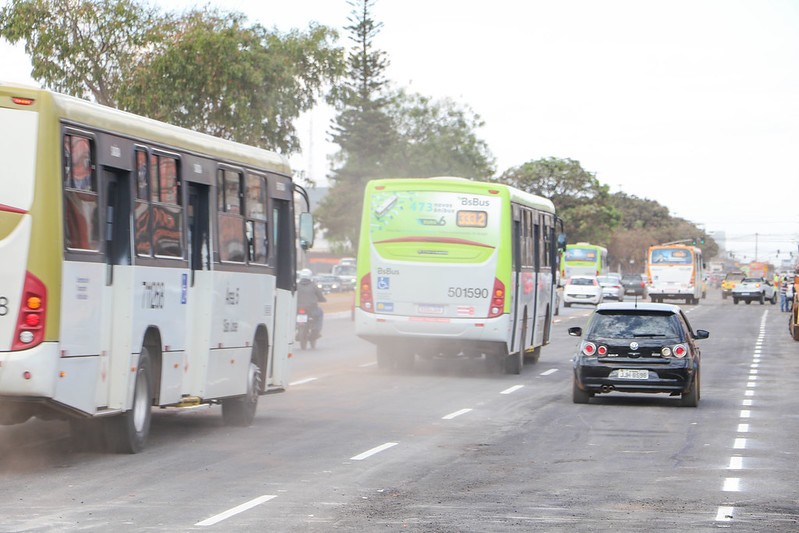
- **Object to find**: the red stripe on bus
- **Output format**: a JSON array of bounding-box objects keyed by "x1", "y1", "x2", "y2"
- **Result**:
[
  {"x1": 373, "y1": 237, "x2": 496, "y2": 249},
  {"x1": 0, "y1": 204, "x2": 28, "y2": 214}
]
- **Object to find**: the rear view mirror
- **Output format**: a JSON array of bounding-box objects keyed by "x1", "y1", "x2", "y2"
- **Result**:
[
  {"x1": 694, "y1": 329, "x2": 709, "y2": 340},
  {"x1": 299, "y1": 212, "x2": 314, "y2": 250},
  {"x1": 557, "y1": 233, "x2": 567, "y2": 251},
  {"x1": 568, "y1": 326, "x2": 582, "y2": 337}
]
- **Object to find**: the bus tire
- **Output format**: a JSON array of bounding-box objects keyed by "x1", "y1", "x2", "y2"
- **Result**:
[
  {"x1": 222, "y1": 355, "x2": 262, "y2": 427},
  {"x1": 107, "y1": 347, "x2": 153, "y2": 453},
  {"x1": 505, "y1": 350, "x2": 523, "y2": 375}
]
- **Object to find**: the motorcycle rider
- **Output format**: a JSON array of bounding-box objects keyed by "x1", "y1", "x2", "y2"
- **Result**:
[{"x1": 297, "y1": 268, "x2": 326, "y2": 338}]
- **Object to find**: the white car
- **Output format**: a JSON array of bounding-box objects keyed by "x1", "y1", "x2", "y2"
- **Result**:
[
  {"x1": 732, "y1": 277, "x2": 777, "y2": 305},
  {"x1": 563, "y1": 276, "x2": 603, "y2": 307},
  {"x1": 597, "y1": 275, "x2": 625, "y2": 301}
]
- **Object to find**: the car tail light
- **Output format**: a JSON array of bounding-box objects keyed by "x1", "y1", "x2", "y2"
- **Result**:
[
  {"x1": 597, "y1": 345, "x2": 608, "y2": 356},
  {"x1": 673, "y1": 344, "x2": 687, "y2": 358},
  {"x1": 12, "y1": 271, "x2": 47, "y2": 351},
  {"x1": 488, "y1": 278, "x2": 505, "y2": 318},
  {"x1": 581, "y1": 341, "x2": 597, "y2": 356},
  {"x1": 359, "y1": 273, "x2": 373, "y2": 312}
]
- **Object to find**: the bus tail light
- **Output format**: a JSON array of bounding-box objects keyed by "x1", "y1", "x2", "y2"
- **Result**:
[
  {"x1": 12, "y1": 271, "x2": 47, "y2": 351},
  {"x1": 359, "y1": 273, "x2": 374, "y2": 313},
  {"x1": 488, "y1": 278, "x2": 504, "y2": 318}
]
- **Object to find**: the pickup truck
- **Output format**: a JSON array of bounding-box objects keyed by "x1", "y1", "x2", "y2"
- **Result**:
[{"x1": 732, "y1": 277, "x2": 777, "y2": 305}]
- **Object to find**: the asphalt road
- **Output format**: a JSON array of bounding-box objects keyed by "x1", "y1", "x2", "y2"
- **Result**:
[{"x1": 1, "y1": 290, "x2": 798, "y2": 532}]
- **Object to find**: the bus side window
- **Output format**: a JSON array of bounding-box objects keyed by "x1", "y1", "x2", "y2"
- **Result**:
[
  {"x1": 134, "y1": 149, "x2": 152, "y2": 256},
  {"x1": 245, "y1": 173, "x2": 268, "y2": 264},
  {"x1": 217, "y1": 168, "x2": 246, "y2": 262},
  {"x1": 63, "y1": 134, "x2": 101, "y2": 251},
  {"x1": 151, "y1": 154, "x2": 183, "y2": 258}
]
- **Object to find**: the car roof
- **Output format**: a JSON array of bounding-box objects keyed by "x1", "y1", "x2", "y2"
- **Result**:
[{"x1": 594, "y1": 301, "x2": 682, "y2": 314}]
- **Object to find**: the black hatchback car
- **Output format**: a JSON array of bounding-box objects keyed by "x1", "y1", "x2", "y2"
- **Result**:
[{"x1": 569, "y1": 302, "x2": 708, "y2": 407}]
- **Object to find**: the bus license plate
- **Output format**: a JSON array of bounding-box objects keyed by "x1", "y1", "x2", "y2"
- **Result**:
[
  {"x1": 617, "y1": 369, "x2": 648, "y2": 380},
  {"x1": 297, "y1": 314, "x2": 308, "y2": 323},
  {"x1": 417, "y1": 305, "x2": 444, "y2": 314}
]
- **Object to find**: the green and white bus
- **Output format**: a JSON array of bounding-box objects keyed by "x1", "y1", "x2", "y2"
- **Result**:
[
  {"x1": 354, "y1": 177, "x2": 562, "y2": 374},
  {"x1": 560, "y1": 243, "x2": 608, "y2": 281},
  {"x1": 0, "y1": 83, "x2": 313, "y2": 452}
]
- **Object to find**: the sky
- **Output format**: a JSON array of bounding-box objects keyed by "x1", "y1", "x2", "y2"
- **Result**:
[{"x1": 2, "y1": 0, "x2": 798, "y2": 265}]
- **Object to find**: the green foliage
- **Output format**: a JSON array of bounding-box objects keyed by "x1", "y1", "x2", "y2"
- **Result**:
[
  {"x1": 607, "y1": 193, "x2": 718, "y2": 272},
  {"x1": 383, "y1": 90, "x2": 496, "y2": 179},
  {"x1": 117, "y1": 8, "x2": 342, "y2": 153},
  {"x1": 497, "y1": 157, "x2": 621, "y2": 244},
  {"x1": 0, "y1": 0, "x2": 166, "y2": 106}
]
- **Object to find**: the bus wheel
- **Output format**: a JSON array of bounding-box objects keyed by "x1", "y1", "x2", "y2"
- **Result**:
[
  {"x1": 223, "y1": 359, "x2": 262, "y2": 427},
  {"x1": 505, "y1": 350, "x2": 523, "y2": 375},
  {"x1": 107, "y1": 347, "x2": 153, "y2": 453}
]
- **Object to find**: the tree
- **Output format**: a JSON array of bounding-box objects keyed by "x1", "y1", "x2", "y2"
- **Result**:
[
  {"x1": 316, "y1": 0, "x2": 395, "y2": 250},
  {"x1": 1, "y1": 0, "x2": 342, "y2": 153},
  {"x1": 118, "y1": 8, "x2": 342, "y2": 153},
  {"x1": 384, "y1": 90, "x2": 495, "y2": 179},
  {"x1": 498, "y1": 157, "x2": 621, "y2": 244},
  {"x1": 0, "y1": 0, "x2": 166, "y2": 106}
]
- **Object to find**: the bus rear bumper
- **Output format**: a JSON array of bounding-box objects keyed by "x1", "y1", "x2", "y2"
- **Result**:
[
  {"x1": 0, "y1": 342, "x2": 60, "y2": 398},
  {"x1": 355, "y1": 309, "x2": 510, "y2": 345}
]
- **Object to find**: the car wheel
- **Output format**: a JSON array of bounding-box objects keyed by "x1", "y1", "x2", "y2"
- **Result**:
[
  {"x1": 680, "y1": 369, "x2": 699, "y2": 407},
  {"x1": 733, "y1": 298, "x2": 738, "y2": 304},
  {"x1": 759, "y1": 294, "x2": 765, "y2": 305},
  {"x1": 745, "y1": 299, "x2": 752, "y2": 305},
  {"x1": 572, "y1": 377, "x2": 590, "y2": 404}
]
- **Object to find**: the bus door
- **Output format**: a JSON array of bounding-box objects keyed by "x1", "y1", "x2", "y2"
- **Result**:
[
  {"x1": 267, "y1": 177, "x2": 296, "y2": 388},
  {"x1": 510, "y1": 206, "x2": 522, "y2": 353}
]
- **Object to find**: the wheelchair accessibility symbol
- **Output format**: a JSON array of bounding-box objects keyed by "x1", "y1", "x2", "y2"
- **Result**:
[{"x1": 377, "y1": 276, "x2": 390, "y2": 290}]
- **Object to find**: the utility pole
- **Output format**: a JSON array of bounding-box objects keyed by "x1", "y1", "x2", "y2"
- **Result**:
[{"x1": 755, "y1": 233, "x2": 758, "y2": 261}]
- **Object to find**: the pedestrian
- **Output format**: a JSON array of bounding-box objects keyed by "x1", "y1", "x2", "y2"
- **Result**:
[
  {"x1": 779, "y1": 276, "x2": 790, "y2": 312},
  {"x1": 787, "y1": 278, "x2": 795, "y2": 312}
]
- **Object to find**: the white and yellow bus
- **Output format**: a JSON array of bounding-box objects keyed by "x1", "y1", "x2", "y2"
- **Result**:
[
  {"x1": 0, "y1": 83, "x2": 313, "y2": 452},
  {"x1": 647, "y1": 244, "x2": 704, "y2": 304},
  {"x1": 354, "y1": 177, "x2": 562, "y2": 374}
]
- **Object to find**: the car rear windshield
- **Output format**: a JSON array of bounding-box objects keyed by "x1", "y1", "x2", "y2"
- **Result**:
[
  {"x1": 588, "y1": 311, "x2": 682, "y2": 340},
  {"x1": 570, "y1": 278, "x2": 595, "y2": 286}
]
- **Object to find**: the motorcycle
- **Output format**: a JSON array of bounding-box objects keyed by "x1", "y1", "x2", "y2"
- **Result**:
[{"x1": 296, "y1": 307, "x2": 320, "y2": 349}]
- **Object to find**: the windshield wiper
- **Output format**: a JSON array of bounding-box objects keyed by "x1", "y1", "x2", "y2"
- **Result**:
[{"x1": 632, "y1": 333, "x2": 667, "y2": 337}]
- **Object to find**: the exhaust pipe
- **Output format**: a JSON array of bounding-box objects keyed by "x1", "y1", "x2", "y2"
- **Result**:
[{"x1": 601, "y1": 385, "x2": 615, "y2": 393}]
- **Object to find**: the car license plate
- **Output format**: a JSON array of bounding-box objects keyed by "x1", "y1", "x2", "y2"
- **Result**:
[
  {"x1": 297, "y1": 314, "x2": 308, "y2": 323},
  {"x1": 616, "y1": 369, "x2": 649, "y2": 380}
]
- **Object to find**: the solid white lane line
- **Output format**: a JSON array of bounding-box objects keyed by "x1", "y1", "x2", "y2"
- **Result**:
[
  {"x1": 442, "y1": 408, "x2": 472, "y2": 420},
  {"x1": 716, "y1": 506, "x2": 734, "y2": 521},
  {"x1": 500, "y1": 385, "x2": 524, "y2": 395},
  {"x1": 351, "y1": 442, "x2": 398, "y2": 461},
  {"x1": 733, "y1": 438, "x2": 747, "y2": 449},
  {"x1": 196, "y1": 495, "x2": 277, "y2": 526},
  {"x1": 723, "y1": 478, "x2": 741, "y2": 492},
  {"x1": 289, "y1": 377, "x2": 318, "y2": 386},
  {"x1": 540, "y1": 369, "x2": 558, "y2": 376}
]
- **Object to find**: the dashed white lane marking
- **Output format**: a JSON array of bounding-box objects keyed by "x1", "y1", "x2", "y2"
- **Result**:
[
  {"x1": 351, "y1": 442, "x2": 398, "y2": 461},
  {"x1": 289, "y1": 377, "x2": 318, "y2": 386},
  {"x1": 728, "y1": 456, "x2": 744, "y2": 470},
  {"x1": 500, "y1": 385, "x2": 524, "y2": 395},
  {"x1": 737, "y1": 424, "x2": 749, "y2": 433},
  {"x1": 540, "y1": 368, "x2": 558, "y2": 376},
  {"x1": 723, "y1": 478, "x2": 741, "y2": 492},
  {"x1": 716, "y1": 506, "x2": 734, "y2": 522},
  {"x1": 196, "y1": 495, "x2": 277, "y2": 526},
  {"x1": 359, "y1": 361, "x2": 377, "y2": 367},
  {"x1": 442, "y1": 408, "x2": 472, "y2": 420},
  {"x1": 733, "y1": 438, "x2": 747, "y2": 449},
  {"x1": 740, "y1": 409, "x2": 751, "y2": 418}
]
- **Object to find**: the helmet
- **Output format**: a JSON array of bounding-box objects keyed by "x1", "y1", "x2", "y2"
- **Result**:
[{"x1": 299, "y1": 268, "x2": 313, "y2": 281}]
